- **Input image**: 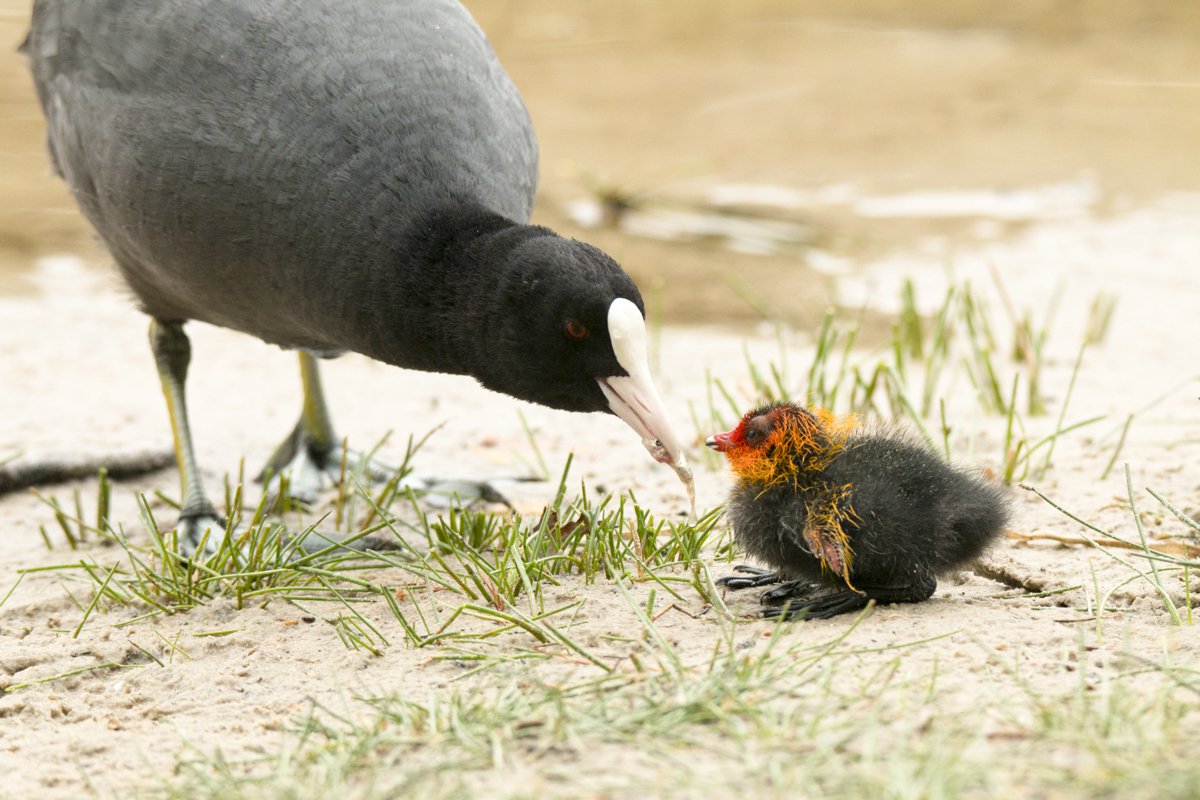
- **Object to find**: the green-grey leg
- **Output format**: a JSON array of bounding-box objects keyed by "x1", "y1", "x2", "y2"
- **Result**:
[
  {"x1": 149, "y1": 333, "x2": 406, "y2": 556},
  {"x1": 149, "y1": 319, "x2": 225, "y2": 554},
  {"x1": 262, "y1": 352, "x2": 520, "y2": 509},
  {"x1": 260, "y1": 352, "x2": 392, "y2": 504},
  {"x1": 298, "y1": 350, "x2": 337, "y2": 456}
]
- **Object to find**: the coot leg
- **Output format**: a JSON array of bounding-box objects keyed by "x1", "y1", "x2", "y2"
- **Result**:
[
  {"x1": 715, "y1": 564, "x2": 782, "y2": 590},
  {"x1": 149, "y1": 319, "x2": 228, "y2": 556},
  {"x1": 150, "y1": 326, "x2": 408, "y2": 556},
  {"x1": 259, "y1": 352, "x2": 393, "y2": 505},
  {"x1": 261, "y1": 353, "x2": 517, "y2": 509}
]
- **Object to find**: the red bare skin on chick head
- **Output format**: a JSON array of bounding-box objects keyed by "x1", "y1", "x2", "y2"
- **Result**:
[{"x1": 708, "y1": 404, "x2": 857, "y2": 488}]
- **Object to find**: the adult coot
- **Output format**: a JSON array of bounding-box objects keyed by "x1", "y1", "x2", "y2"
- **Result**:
[
  {"x1": 23, "y1": 0, "x2": 691, "y2": 552},
  {"x1": 707, "y1": 403, "x2": 1009, "y2": 619}
]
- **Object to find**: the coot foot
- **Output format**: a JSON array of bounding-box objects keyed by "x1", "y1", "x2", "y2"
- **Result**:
[
  {"x1": 259, "y1": 352, "x2": 395, "y2": 505},
  {"x1": 406, "y1": 475, "x2": 518, "y2": 509},
  {"x1": 715, "y1": 564, "x2": 781, "y2": 590},
  {"x1": 260, "y1": 424, "x2": 395, "y2": 506},
  {"x1": 151, "y1": 324, "x2": 404, "y2": 558},
  {"x1": 259, "y1": 353, "x2": 517, "y2": 509},
  {"x1": 174, "y1": 507, "x2": 231, "y2": 558},
  {"x1": 262, "y1": 428, "x2": 519, "y2": 510},
  {"x1": 173, "y1": 510, "x2": 404, "y2": 559}
]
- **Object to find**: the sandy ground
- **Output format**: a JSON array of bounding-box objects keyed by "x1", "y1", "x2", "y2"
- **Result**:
[
  {"x1": 2, "y1": 1, "x2": 1200, "y2": 796},
  {"x1": 2, "y1": 194, "x2": 1199, "y2": 796}
]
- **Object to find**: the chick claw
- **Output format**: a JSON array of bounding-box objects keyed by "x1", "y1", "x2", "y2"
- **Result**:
[
  {"x1": 763, "y1": 590, "x2": 872, "y2": 621},
  {"x1": 759, "y1": 580, "x2": 816, "y2": 603},
  {"x1": 715, "y1": 564, "x2": 782, "y2": 590}
]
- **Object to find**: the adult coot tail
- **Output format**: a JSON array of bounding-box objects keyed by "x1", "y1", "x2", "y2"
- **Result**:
[{"x1": 23, "y1": 0, "x2": 691, "y2": 553}]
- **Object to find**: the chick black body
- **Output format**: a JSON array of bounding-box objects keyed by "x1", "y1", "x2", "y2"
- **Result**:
[{"x1": 708, "y1": 403, "x2": 1010, "y2": 619}]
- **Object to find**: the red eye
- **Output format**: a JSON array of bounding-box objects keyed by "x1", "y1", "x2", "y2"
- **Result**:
[{"x1": 565, "y1": 319, "x2": 589, "y2": 340}]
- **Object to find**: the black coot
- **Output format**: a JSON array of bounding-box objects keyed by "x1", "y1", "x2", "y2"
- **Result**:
[
  {"x1": 23, "y1": 0, "x2": 690, "y2": 552},
  {"x1": 708, "y1": 403, "x2": 1010, "y2": 619}
]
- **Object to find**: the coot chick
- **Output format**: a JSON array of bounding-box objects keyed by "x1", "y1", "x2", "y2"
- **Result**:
[
  {"x1": 22, "y1": 0, "x2": 691, "y2": 554},
  {"x1": 707, "y1": 403, "x2": 1009, "y2": 619}
]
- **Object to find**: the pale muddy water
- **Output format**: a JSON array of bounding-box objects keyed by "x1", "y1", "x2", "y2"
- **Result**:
[{"x1": 2, "y1": 0, "x2": 1198, "y2": 323}]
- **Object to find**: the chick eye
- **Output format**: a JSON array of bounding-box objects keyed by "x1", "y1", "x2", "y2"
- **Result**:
[
  {"x1": 564, "y1": 319, "x2": 589, "y2": 340},
  {"x1": 744, "y1": 428, "x2": 763, "y2": 444}
]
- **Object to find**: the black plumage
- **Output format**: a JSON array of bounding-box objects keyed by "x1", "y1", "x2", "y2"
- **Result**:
[
  {"x1": 22, "y1": 0, "x2": 690, "y2": 552},
  {"x1": 707, "y1": 403, "x2": 1010, "y2": 619}
]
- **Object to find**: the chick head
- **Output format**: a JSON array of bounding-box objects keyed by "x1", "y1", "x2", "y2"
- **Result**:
[{"x1": 706, "y1": 402, "x2": 856, "y2": 487}]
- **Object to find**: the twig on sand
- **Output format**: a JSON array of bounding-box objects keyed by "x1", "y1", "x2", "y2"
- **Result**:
[
  {"x1": 1007, "y1": 529, "x2": 1200, "y2": 559},
  {"x1": 972, "y1": 553, "x2": 1060, "y2": 594},
  {"x1": 0, "y1": 449, "x2": 174, "y2": 495}
]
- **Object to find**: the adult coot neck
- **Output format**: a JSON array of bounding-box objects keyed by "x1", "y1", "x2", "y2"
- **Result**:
[{"x1": 351, "y1": 206, "x2": 551, "y2": 380}]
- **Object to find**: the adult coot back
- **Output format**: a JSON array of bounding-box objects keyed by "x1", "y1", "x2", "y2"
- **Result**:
[{"x1": 23, "y1": 0, "x2": 691, "y2": 553}]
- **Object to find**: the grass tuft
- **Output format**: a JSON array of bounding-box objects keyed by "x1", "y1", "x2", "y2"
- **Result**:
[
  {"x1": 25, "y1": 439, "x2": 727, "y2": 656},
  {"x1": 692, "y1": 279, "x2": 1103, "y2": 484},
  {"x1": 1022, "y1": 472, "x2": 1198, "y2": 626}
]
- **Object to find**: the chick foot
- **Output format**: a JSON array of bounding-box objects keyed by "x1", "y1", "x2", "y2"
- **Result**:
[
  {"x1": 759, "y1": 580, "x2": 817, "y2": 603},
  {"x1": 762, "y1": 575, "x2": 937, "y2": 620},
  {"x1": 763, "y1": 589, "x2": 870, "y2": 621},
  {"x1": 715, "y1": 564, "x2": 782, "y2": 590}
]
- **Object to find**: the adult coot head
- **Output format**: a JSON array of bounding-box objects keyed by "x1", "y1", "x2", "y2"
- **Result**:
[{"x1": 441, "y1": 225, "x2": 681, "y2": 461}]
